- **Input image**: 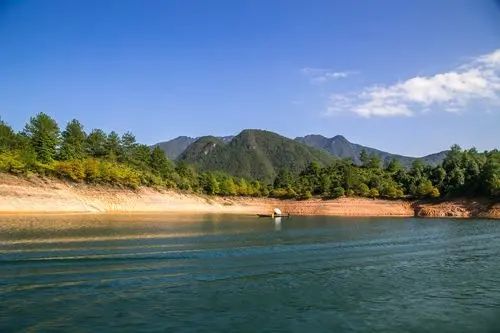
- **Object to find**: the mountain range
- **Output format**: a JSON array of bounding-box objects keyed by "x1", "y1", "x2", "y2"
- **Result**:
[
  {"x1": 295, "y1": 134, "x2": 448, "y2": 167},
  {"x1": 153, "y1": 130, "x2": 448, "y2": 181}
]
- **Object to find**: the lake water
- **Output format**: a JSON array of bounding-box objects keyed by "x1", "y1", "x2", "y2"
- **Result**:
[{"x1": 1, "y1": 214, "x2": 500, "y2": 332}]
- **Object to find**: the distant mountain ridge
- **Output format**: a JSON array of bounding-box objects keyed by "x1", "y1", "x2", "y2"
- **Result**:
[
  {"x1": 295, "y1": 134, "x2": 448, "y2": 167},
  {"x1": 154, "y1": 131, "x2": 447, "y2": 168},
  {"x1": 177, "y1": 130, "x2": 335, "y2": 182},
  {"x1": 153, "y1": 135, "x2": 234, "y2": 159}
]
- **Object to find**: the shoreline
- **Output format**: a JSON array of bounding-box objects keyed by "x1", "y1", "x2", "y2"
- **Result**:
[{"x1": 0, "y1": 174, "x2": 498, "y2": 219}]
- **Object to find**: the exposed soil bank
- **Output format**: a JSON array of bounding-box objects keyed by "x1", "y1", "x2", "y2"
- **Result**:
[
  {"x1": 413, "y1": 199, "x2": 500, "y2": 219},
  {"x1": 0, "y1": 174, "x2": 498, "y2": 218}
]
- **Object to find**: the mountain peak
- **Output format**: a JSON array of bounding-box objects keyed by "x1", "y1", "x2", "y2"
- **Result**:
[
  {"x1": 331, "y1": 135, "x2": 348, "y2": 142},
  {"x1": 303, "y1": 134, "x2": 326, "y2": 139},
  {"x1": 178, "y1": 129, "x2": 335, "y2": 182}
]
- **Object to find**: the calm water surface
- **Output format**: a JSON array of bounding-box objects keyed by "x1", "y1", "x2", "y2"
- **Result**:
[{"x1": 1, "y1": 214, "x2": 500, "y2": 332}]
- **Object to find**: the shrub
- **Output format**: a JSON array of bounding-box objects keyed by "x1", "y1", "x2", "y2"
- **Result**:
[
  {"x1": 0, "y1": 152, "x2": 26, "y2": 174},
  {"x1": 298, "y1": 189, "x2": 313, "y2": 200},
  {"x1": 54, "y1": 160, "x2": 85, "y2": 182},
  {"x1": 270, "y1": 187, "x2": 297, "y2": 199},
  {"x1": 369, "y1": 188, "x2": 380, "y2": 198},
  {"x1": 331, "y1": 186, "x2": 345, "y2": 198},
  {"x1": 380, "y1": 183, "x2": 403, "y2": 199},
  {"x1": 430, "y1": 187, "x2": 440, "y2": 198},
  {"x1": 260, "y1": 187, "x2": 270, "y2": 197},
  {"x1": 415, "y1": 179, "x2": 440, "y2": 198},
  {"x1": 356, "y1": 183, "x2": 370, "y2": 197},
  {"x1": 83, "y1": 158, "x2": 100, "y2": 182}
]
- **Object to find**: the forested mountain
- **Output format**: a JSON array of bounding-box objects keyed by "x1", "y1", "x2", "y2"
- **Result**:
[
  {"x1": 295, "y1": 134, "x2": 448, "y2": 167},
  {"x1": 153, "y1": 136, "x2": 234, "y2": 159},
  {"x1": 178, "y1": 129, "x2": 335, "y2": 182},
  {"x1": 155, "y1": 132, "x2": 447, "y2": 167}
]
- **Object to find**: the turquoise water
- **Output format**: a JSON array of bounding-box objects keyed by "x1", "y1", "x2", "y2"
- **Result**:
[{"x1": 1, "y1": 214, "x2": 500, "y2": 332}]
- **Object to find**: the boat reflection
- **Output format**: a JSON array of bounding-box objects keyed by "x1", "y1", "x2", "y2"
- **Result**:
[{"x1": 274, "y1": 217, "x2": 282, "y2": 231}]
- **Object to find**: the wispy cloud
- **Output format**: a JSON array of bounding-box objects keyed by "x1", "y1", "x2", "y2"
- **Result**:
[
  {"x1": 326, "y1": 49, "x2": 500, "y2": 117},
  {"x1": 301, "y1": 67, "x2": 354, "y2": 84}
]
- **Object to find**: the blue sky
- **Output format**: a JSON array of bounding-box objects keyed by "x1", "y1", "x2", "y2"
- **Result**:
[{"x1": 0, "y1": 0, "x2": 499, "y2": 156}]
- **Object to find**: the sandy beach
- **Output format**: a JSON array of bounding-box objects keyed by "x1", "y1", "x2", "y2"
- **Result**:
[{"x1": 0, "y1": 174, "x2": 498, "y2": 218}]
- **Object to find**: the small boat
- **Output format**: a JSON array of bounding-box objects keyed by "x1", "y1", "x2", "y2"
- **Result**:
[
  {"x1": 257, "y1": 208, "x2": 290, "y2": 218},
  {"x1": 257, "y1": 213, "x2": 290, "y2": 218}
]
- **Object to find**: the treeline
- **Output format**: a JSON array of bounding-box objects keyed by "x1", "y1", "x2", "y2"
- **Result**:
[
  {"x1": 0, "y1": 113, "x2": 267, "y2": 194},
  {"x1": 0, "y1": 113, "x2": 498, "y2": 199},
  {"x1": 270, "y1": 147, "x2": 499, "y2": 200}
]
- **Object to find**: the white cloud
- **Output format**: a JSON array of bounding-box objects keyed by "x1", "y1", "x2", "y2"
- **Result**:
[
  {"x1": 326, "y1": 49, "x2": 500, "y2": 117},
  {"x1": 477, "y1": 49, "x2": 500, "y2": 67},
  {"x1": 301, "y1": 67, "x2": 353, "y2": 84}
]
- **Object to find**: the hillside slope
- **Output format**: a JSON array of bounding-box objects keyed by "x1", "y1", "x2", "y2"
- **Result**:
[
  {"x1": 152, "y1": 136, "x2": 196, "y2": 160},
  {"x1": 178, "y1": 129, "x2": 335, "y2": 182}
]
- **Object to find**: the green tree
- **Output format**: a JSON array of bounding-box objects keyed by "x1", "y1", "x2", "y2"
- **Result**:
[
  {"x1": 129, "y1": 144, "x2": 153, "y2": 171},
  {"x1": 342, "y1": 163, "x2": 357, "y2": 191},
  {"x1": 237, "y1": 178, "x2": 250, "y2": 196},
  {"x1": 356, "y1": 183, "x2": 370, "y2": 197},
  {"x1": 319, "y1": 174, "x2": 332, "y2": 195},
  {"x1": 367, "y1": 155, "x2": 381, "y2": 169},
  {"x1": 0, "y1": 119, "x2": 18, "y2": 152},
  {"x1": 86, "y1": 129, "x2": 107, "y2": 158},
  {"x1": 120, "y1": 131, "x2": 137, "y2": 163},
  {"x1": 415, "y1": 179, "x2": 440, "y2": 198},
  {"x1": 23, "y1": 112, "x2": 60, "y2": 163},
  {"x1": 304, "y1": 161, "x2": 321, "y2": 176},
  {"x1": 386, "y1": 158, "x2": 403, "y2": 173},
  {"x1": 481, "y1": 150, "x2": 500, "y2": 197},
  {"x1": 273, "y1": 169, "x2": 293, "y2": 189},
  {"x1": 105, "y1": 131, "x2": 121, "y2": 160},
  {"x1": 150, "y1": 146, "x2": 173, "y2": 178},
  {"x1": 430, "y1": 166, "x2": 446, "y2": 189},
  {"x1": 380, "y1": 181, "x2": 401, "y2": 199},
  {"x1": 330, "y1": 186, "x2": 345, "y2": 198},
  {"x1": 176, "y1": 161, "x2": 195, "y2": 178},
  {"x1": 359, "y1": 149, "x2": 369, "y2": 166},
  {"x1": 442, "y1": 145, "x2": 465, "y2": 194},
  {"x1": 409, "y1": 159, "x2": 425, "y2": 179},
  {"x1": 59, "y1": 119, "x2": 86, "y2": 160},
  {"x1": 201, "y1": 172, "x2": 220, "y2": 195},
  {"x1": 220, "y1": 177, "x2": 237, "y2": 196}
]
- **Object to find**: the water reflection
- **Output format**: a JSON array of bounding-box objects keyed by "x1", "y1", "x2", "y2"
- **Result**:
[{"x1": 274, "y1": 217, "x2": 282, "y2": 231}]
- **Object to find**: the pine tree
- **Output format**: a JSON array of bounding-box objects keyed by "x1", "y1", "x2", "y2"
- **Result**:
[
  {"x1": 120, "y1": 131, "x2": 137, "y2": 163},
  {"x1": 105, "y1": 131, "x2": 121, "y2": 160},
  {"x1": 86, "y1": 129, "x2": 107, "y2": 157},
  {"x1": 59, "y1": 119, "x2": 86, "y2": 160},
  {"x1": 23, "y1": 113, "x2": 60, "y2": 163},
  {"x1": 150, "y1": 146, "x2": 173, "y2": 177}
]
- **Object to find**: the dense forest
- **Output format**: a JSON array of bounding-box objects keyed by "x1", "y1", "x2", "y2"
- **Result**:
[{"x1": 0, "y1": 113, "x2": 498, "y2": 200}]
